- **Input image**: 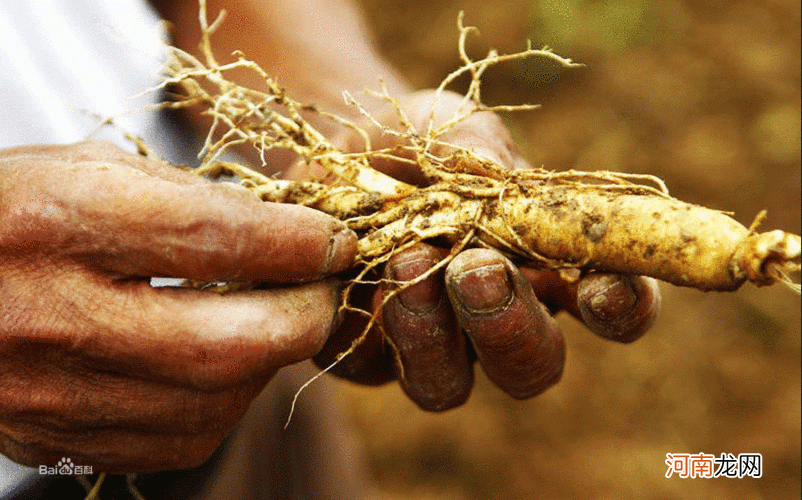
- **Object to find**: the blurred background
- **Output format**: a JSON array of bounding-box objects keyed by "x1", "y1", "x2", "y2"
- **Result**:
[{"x1": 338, "y1": 0, "x2": 801, "y2": 499}]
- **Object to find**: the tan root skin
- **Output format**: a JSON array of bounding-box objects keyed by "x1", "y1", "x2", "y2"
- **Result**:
[{"x1": 150, "y1": 5, "x2": 800, "y2": 295}]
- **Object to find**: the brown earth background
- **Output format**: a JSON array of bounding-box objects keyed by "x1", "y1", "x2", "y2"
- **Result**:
[{"x1": 335, "y1": 1, "x2": 801, "y2": 499}]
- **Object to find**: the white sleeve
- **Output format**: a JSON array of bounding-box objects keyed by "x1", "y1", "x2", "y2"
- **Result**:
[{"x1": 0, "y1": 0, "x2": 168, "y2": 151}]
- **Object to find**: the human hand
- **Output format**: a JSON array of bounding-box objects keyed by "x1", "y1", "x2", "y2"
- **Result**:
[
  {"x1": 0, "y1": 140, "x2": 356, "y2": 472},
  {"x1": 311, "y1": 90, "x2": 661, "y2": 410}
]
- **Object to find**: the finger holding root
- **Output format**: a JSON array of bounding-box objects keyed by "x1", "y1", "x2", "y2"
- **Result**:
[
  {"x1": 576, "y1": 274, "x2": 661, "y2": 343},
  {"x1": 445, "y1": 249, "x2": 566, "y2": 399},
  {"x1": 381, "y1": 244, "x2": 474, "y2": 411},
  {"x1": 520, "y1": 269, "x2": 661, "y2": 343}
]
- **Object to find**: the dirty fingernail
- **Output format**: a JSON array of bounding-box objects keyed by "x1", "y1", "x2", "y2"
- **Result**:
[
  {"x1": 390, "y1": 257, "x2": 442, "y2": 314},
  {"x1": 582, "y1": 275, "x2": 637, "y2": 320},
  {"x1": 451, "y1": 262, "x2": 513, "y2": 314},
  {"x1": 324, "y1": 226, "x2": 358, "y2": 275}
]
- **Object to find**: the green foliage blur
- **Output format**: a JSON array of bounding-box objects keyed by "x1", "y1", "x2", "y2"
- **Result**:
[{"x1": 532, "y1": 0, "x2": 659, "y2": 52}]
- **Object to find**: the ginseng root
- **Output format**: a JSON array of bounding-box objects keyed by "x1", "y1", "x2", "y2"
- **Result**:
[
  {"x1": 152, "y1": 5, "x2": 800, "y2": 297},
  {"x1": 203, "y1": 157, "x2": 800, "y2": 293}
]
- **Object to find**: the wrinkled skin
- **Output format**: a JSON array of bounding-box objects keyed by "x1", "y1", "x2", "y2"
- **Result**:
[{"x1": 0, "y1": 140, "x2": 357, "y2": 472}]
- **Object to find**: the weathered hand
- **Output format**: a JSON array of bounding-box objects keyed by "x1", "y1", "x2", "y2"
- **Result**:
[
  {"x1": 0, "y1": 140, "x2": 356, "y2": 472},
  {"x1": 313, "y1": 90, "x2": 660, "y2": 411}
]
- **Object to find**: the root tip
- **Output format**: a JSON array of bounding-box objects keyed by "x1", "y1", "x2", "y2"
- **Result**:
[{"x1": 736, "y1": 230, "x2": 801, "y2": 290}]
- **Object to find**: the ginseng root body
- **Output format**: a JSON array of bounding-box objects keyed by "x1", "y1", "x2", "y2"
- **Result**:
[{"x1": 244, "y1": 166, "x2": 801, "y2": 292}]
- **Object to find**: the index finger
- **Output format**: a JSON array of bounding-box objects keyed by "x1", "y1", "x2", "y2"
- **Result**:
[{"x1": 4, "y1": 154, "x2": 356, "y2": 283}]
